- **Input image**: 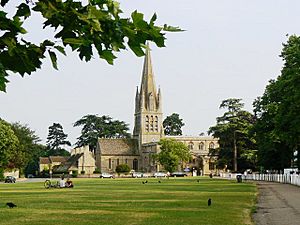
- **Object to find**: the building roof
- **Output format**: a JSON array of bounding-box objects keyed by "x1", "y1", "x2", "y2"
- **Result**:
[
  {"x1": 54, "y1": 153, "x2": 83, "y2": 172},
  {"x1": 49, "y1": 156, "x2": 68, "y2": 163},
  {"x1": 39, "y1": 157, "x2": 50, "y2": 164},
  {"x1": 98, "y1": 138, "x2": 139, "y2": 156},
  {"x1": 40, "y1": 156, "x2": 69, "y2": 165}
]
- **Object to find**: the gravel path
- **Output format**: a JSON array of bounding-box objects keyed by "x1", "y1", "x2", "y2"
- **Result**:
[{"x1": 253, "y1": 182, "x2": 300, "y2": 225}]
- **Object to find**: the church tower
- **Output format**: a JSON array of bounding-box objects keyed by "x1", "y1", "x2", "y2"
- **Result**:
[{"x1": 133, "y1": 45, "x2": 163, "y2": 146}]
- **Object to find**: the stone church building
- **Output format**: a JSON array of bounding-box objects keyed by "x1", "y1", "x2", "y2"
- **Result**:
[{"x1": 95, "y1": 47, "x2": 219, "y2": 175}]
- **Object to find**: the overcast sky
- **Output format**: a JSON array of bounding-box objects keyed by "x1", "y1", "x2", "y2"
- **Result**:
[{"x1": 1, "y1": 1, "x2": 300, "y2": 147}]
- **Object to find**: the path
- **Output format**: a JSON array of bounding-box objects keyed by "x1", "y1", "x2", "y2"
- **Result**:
[{"x1": 253, "y1": 182, "x2": 300, "y2": 225}]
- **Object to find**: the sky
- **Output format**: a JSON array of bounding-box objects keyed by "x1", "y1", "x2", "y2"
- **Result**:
[{"x1": 1, "y1": 0, "x2": 300, "y2": 148}]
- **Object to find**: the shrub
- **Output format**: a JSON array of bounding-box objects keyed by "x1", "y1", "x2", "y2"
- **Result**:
[
  {"x1": 72, "y1": 170, "x2": 78, "y2": 178},
  {"x1": 93, "y1": 168, "x2": 101, "y2": 174},
  {"x1": 116, "y1": 164, "x2": 130, "y2": 174}
]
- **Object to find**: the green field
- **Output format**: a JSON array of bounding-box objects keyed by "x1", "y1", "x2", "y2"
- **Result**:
[{"x1": 0, "y1": 177, "x2": 256, "y2": 225}]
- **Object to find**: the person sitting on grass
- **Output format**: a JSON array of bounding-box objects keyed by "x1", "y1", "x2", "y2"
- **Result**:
[
  {"x1": 66, "y1": 178, "x2": 74, "y2": 188},
  {"x1": 59, "y1": 177, "x2": 66, "y2": 188}
]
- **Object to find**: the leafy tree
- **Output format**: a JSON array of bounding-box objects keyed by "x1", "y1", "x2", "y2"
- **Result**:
[
  {"x1": 24, "y1": 144, "x2": 47, "y2": 176},
  {"x1": 46, "y1": 123, "x2": 71, "y2": 155},
  {"x1": 163, "y1": 113, "x2": 185, "y2": 136},
  {"x1": 156, "y1": 138, "x2": 191, "y2": 173},
  {"x1": 10, "y1": 122, "x2": 49, "y2": 175},
  {"x1": 0, "y1": 0, "x2": 181, "y2": 92},
  {"x1": 253, "y1": 35, "x2": 300, "y2": 170},
  {"x1": 9, "y1": 122, "x2": 40, "y2": 173},
  {"x1": 74, "y1": 114, "x2": 130, "y2": 150},
  {"x1": 0, "y1": 120, "x2": 19, "y2": 171},
  {"x1": 209, "y1": 98, "x2": 256, "y2": 172}
]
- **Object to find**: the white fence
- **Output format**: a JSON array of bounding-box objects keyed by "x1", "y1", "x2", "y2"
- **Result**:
[{"x1": 220, "y1": 173, "x2": 300, "y2": 187}]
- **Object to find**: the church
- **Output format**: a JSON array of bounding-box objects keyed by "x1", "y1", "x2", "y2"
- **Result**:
[{"x1": 95, "y1": 47, "x2": 219, "y2": 175}]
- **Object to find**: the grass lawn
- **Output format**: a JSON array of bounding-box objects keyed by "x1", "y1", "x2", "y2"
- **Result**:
[{"x1": 0, "y1": 177, "x2": 256, "y2": 225}]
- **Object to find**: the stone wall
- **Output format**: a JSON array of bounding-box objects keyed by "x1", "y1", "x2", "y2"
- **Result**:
[{"x1": 100, "y1": 155, "x2": 140, "y2": 173}]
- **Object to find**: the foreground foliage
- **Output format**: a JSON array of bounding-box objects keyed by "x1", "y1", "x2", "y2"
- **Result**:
[
  {"x1": 253, "y1": 35, "x2": 300, "y2": 170},
  {"x1": 0, "y1": 0, "x2": 181, "y2": 91},
  {"x1": 0, "y1": 177, "x2": 256, "y2": 225}
]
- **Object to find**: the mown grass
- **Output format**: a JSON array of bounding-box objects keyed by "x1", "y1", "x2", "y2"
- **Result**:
[{"x1": 0, "y1": 177, "x2": 256, "y2": 225}]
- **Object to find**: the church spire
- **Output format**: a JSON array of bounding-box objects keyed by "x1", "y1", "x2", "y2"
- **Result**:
[
  {"x1": 140, "y1": 43, "x2": 158, "y2": 111},
  {"x1": 133, "y1": 43, "x2": 163, "y2": 144}
]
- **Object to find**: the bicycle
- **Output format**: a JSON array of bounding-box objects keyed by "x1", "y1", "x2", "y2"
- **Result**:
[{"x1": 44, "y1": 179, "x2": 59, "y2": 189}]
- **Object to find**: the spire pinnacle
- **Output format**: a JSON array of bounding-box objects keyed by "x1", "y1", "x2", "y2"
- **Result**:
[{"x1": 140, "y1": 43, "x2": 157, "y2": 101}]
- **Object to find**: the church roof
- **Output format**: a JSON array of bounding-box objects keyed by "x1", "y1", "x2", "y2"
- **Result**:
[{"x1": 98, "y1": 138, "x2": 139, "y2": 156}]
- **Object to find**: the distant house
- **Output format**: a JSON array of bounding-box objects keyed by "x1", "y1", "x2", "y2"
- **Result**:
[
  {"x1": 39, "y1": 156, "x2": 68, "y2": 173},
  {"x1": 39, "y1": 146, "x2": 96, "y2": 175}
]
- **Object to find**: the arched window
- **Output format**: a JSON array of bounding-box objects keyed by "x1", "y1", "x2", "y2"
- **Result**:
[
  {"x1": 109, "y1": 158, "x2": 112, "y2": 169},
  {"x1": 150, "y1": 115, "x2": 154, "y2": 131},
  {"x1": 133, "y1": 159, "x2": 138, "y2": 171},
  {"x1": 145, "y1": 116, "x2": 149, "y2": 132},
  {"x1": 199, "y1": 142, "x2": 204, "y2": 150},
  {"x1": 188, "y1": 142, "x2": 194, "y2": 150},
  {"x1": 209, "y1": 142, "x2": 215, "y2": 149},
  {"x1": 125, "y1": 158, "x2": 128, "y2": 164},
  {"x1": 154, "y1": 116, "x2": 158, "y2": 132},
  {"x1": 117, "y1": 158, "x2": 119, "y2": 166}
]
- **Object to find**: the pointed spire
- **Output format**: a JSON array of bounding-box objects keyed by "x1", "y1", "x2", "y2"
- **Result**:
[
  {"x1": 142, "y1": 43, "x2": 153, "y2": 79},
  {"x1": 140, "y1": 43, "x2": 158, "y2": 111},
  {"x1": 157, "y1": 86, "x2": 162, "y2": 110},
  {"x1": 135, "y1": 86, "x2": 139, "y2": 113}
]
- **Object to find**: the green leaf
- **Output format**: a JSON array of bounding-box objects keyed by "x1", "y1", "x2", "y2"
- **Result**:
[
  {"x1": 0, "y1": 0, "x2": 9, "y2": 7},
  {"x1": 87, "y1": 5, "x2": 107, "y2": 20},
  {"x1": 79, "y1": 45, "x2": 92, "y2": 61},
  {"x1": 42, "y1": 40, "x2": 55, "y2": 47},
  {"x1": 163, "y1": 24, "x2": 184, "y2": 32},
  {"x1": 150, "y1": 13, "x2": 157, "y2": 26},
  {"x1": 54, "y1": 46, "x2": 66, "y2": 56},
  {"x1": 15, "y1": 3, "x2": 31, "y2": 19},
  {"x1": 63, "y1": 38, "x2": 85, "y2": 45},
  {"x1": 128, "y1": 42, "x2": 144, "y2": 57},
  {"x1": 131, "y1": 10, "x2": 143, "y2": 24},
  {"x1": 100, "y1": 50, "x2": 116, "y2": 65},
  {"x1": 0, "y1": 63, "x2": 9, "y2": 92},
  {"x1": 48, "y1": 50, "x2": 58, "y2": 70}
]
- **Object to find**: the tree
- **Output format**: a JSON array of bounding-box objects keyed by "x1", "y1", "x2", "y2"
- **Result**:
[
  {"x1": 10, "y1": 122, "x2": 41, "y2": 173},
  {"x1": 163, "y1": 113, "x2": 185, "y2": 136},
  {"x1": 0, "y1": 0, "x2": 181, "y2": 92},
  {"x1": 253, "y1": 35, "x2": 300, "y2": 170},
  {"x1": 209, "y1": 98, "x2": 256, "y2": 172},
  {"x1": 155, "y1": 138, "x2": 191, "y2": 173},
  {"x1": 0, "y1": 120, "x2": 19, "y2": 172},
  {"x1": 74, "y1": 114, "x2": 130, "y2": 150},
  {"x1": 46, "y1": 123, "x2": 71, "y2": 153}
]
